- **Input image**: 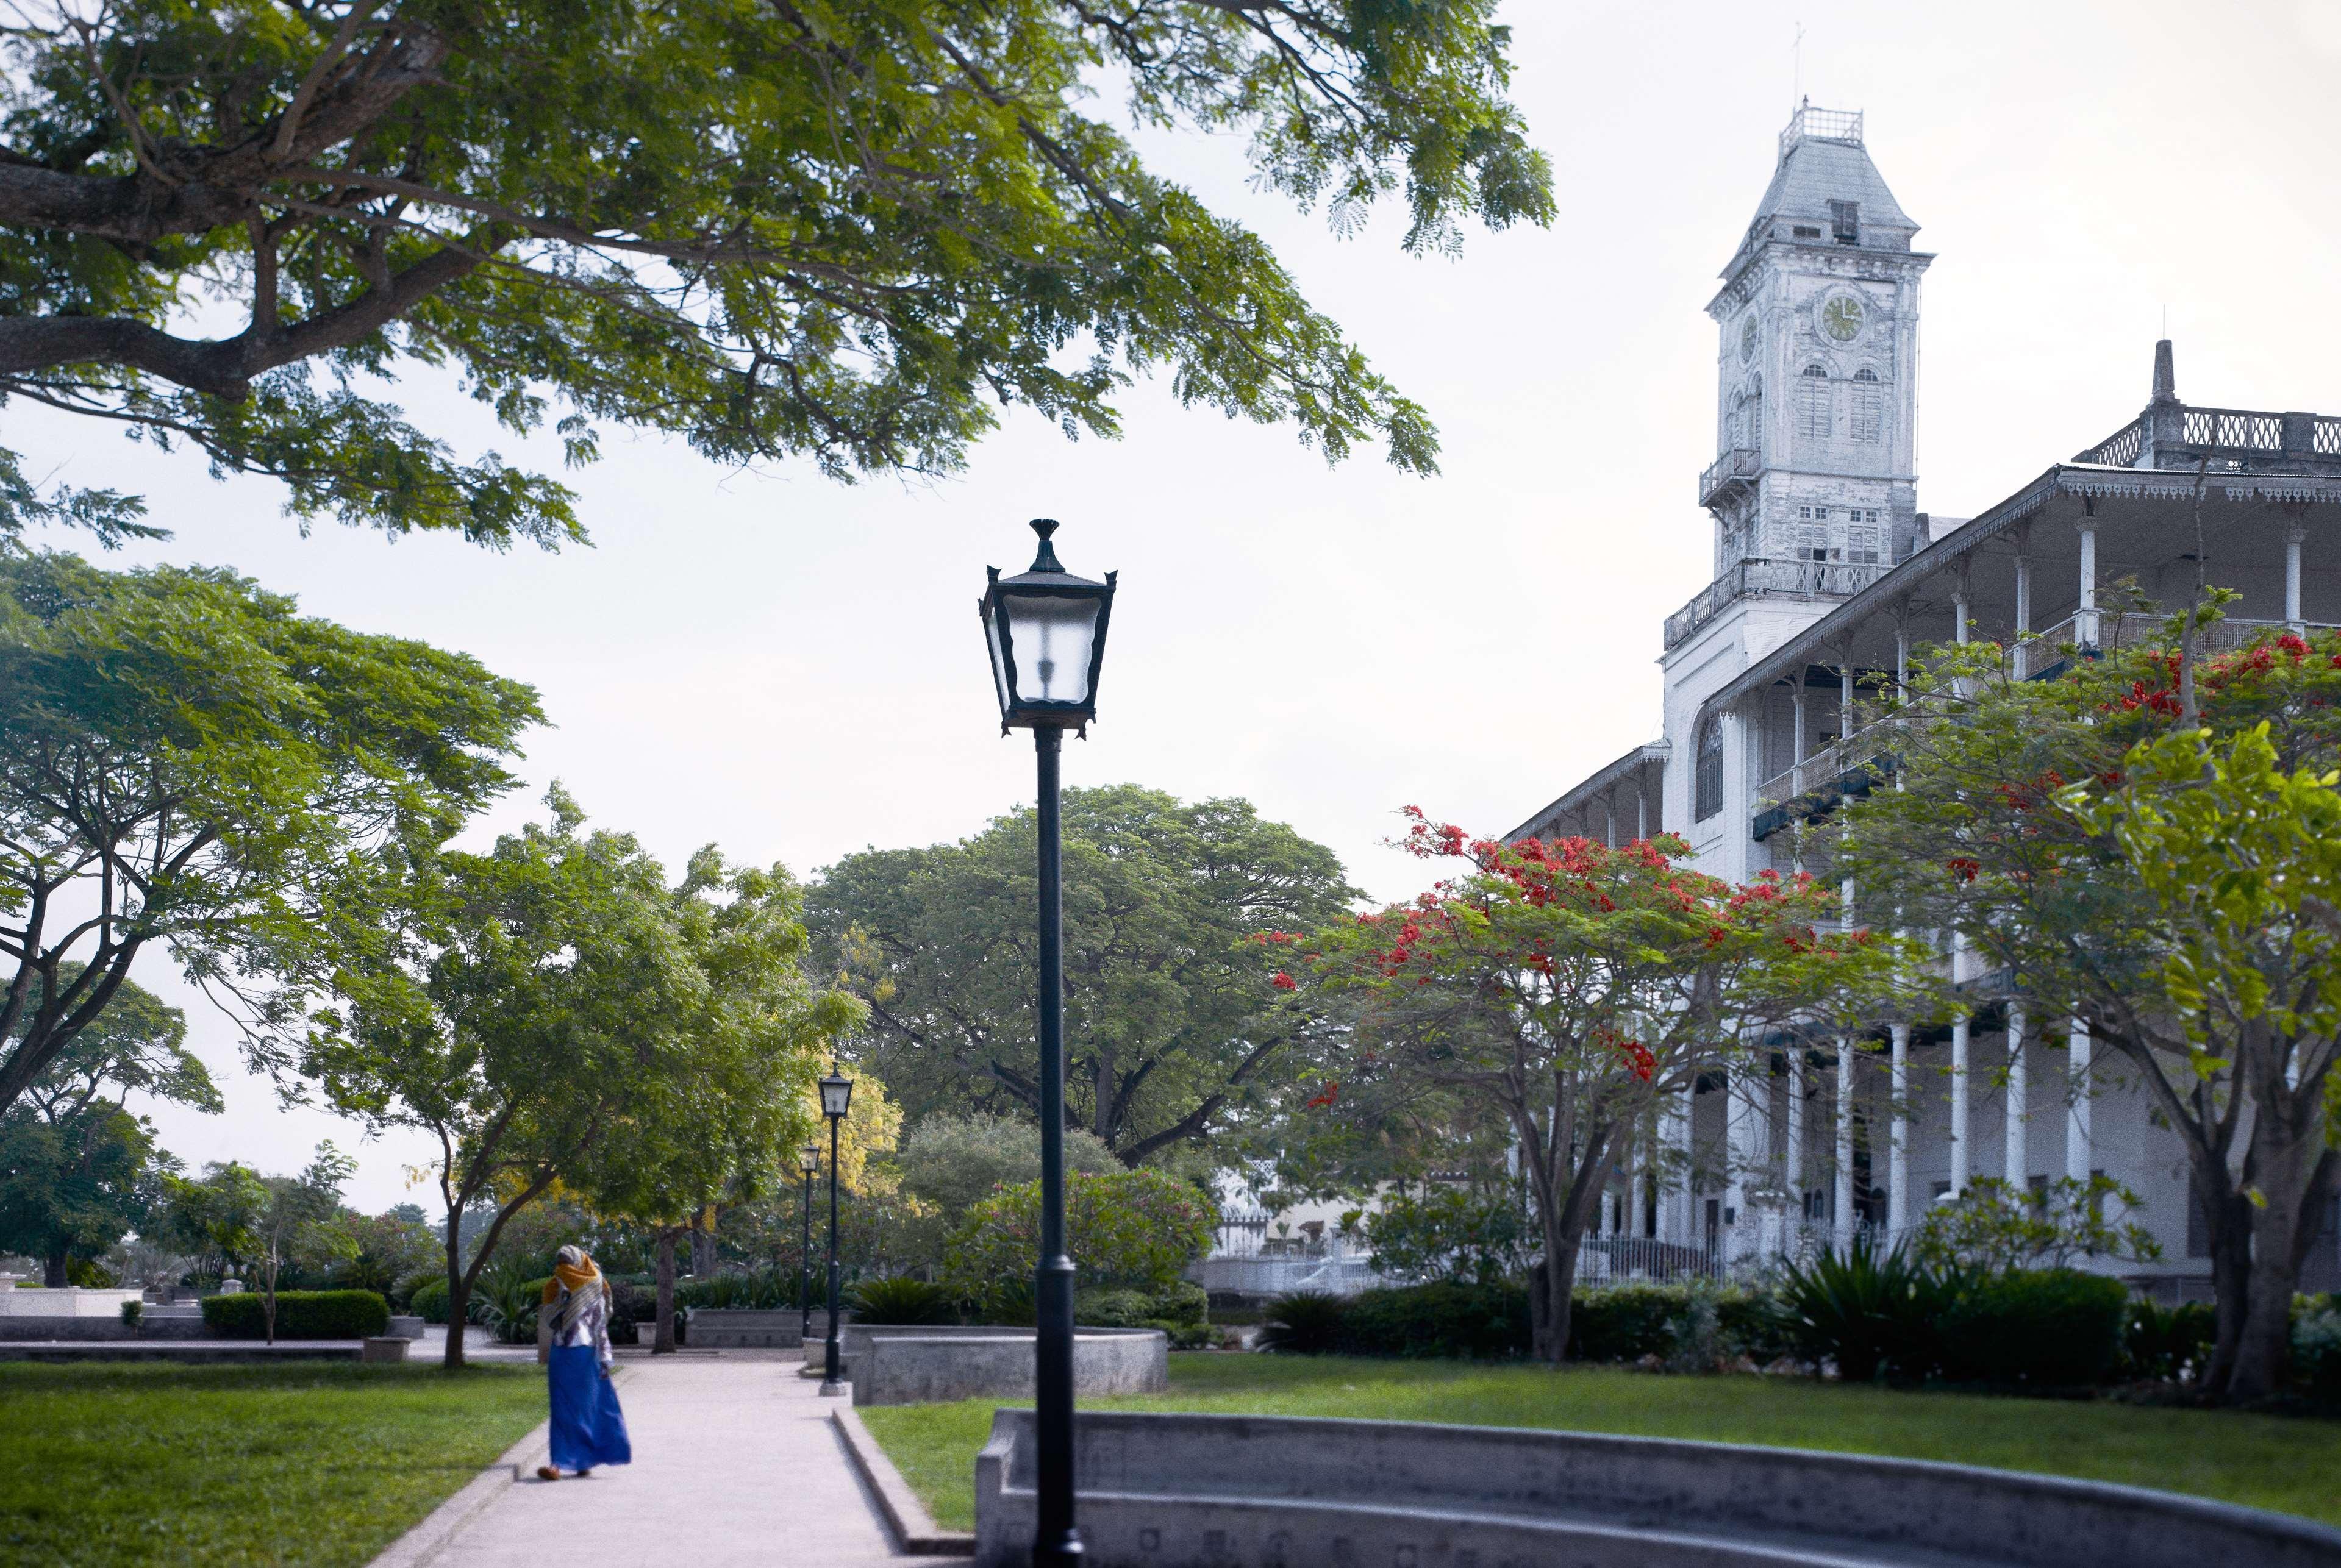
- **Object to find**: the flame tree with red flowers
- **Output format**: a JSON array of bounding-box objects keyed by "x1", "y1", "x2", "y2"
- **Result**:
[
  {"x1": 1278, "y1": 810, "x2": 1909, "y2": 1364},
  {"x1": 1832, "y1": 595, "x2": 2341, "y2": 1402}
]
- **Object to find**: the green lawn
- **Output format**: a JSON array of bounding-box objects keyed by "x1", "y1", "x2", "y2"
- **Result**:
[
  {"x1": 859, "y1": 1353, "x2": 2341, "y2": 1534},
  {"x1": 0, "y1": 1361, "x2": 547, "y2": 1567}
]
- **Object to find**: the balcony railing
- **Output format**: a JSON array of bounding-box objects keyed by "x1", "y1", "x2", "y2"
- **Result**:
[
  {"x1": 1665, "y1": 557, "x2": 1897, "y2": 649},
  {"x1": 2018, "y1": 611, "x2": 2339, "y2": 678},
  {"x1": 1698, "y1": 447, "x2": 1760, "y2": 508},
  {"x1": 1753, "y1": 720, "x2": 1900, "y2": 838},
  {"x1": 2071, "y1": 405, "x2": 2341, "y2": 469}
]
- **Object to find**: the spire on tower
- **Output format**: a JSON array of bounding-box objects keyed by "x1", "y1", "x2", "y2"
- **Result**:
[{"x1": 2152, "y1": 338, "x2": 2178, "y2": 405}]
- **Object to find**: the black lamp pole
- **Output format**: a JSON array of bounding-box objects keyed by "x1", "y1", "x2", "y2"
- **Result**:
[
  {"x1": 817, "y1": 1062, "x2": 853, "y2": 1396},
  {"x1": 978, "y1": 519, "x2": 1112, "y2": 1568},
  {"x1": 1031, "y1": 723, "x2": 1080, "y2": 1567}
]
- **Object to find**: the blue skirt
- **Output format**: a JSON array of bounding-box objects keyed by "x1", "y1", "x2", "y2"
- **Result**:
[{"x1": 546, "y1": 1345, "x2": 632, "y2": 1472}]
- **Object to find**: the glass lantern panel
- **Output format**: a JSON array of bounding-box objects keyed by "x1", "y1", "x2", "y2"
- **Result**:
[
  {"x1": 1003, "y1": 593, "x2": 1100, "y2": 706},
  {"x1": 820, "y1": 1076, "x2": 854, "y2": 1117},
  {"x1": 985, "y1": 605, "x2": 1012, "y2": 714}
]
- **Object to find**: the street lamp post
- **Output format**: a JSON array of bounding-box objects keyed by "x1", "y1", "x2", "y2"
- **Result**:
[
  {"x1": 979, "y1": 519, "x2": 1115, "y2": 1568},
  {"x1": 817, "y1": 1063, "x2": 854, "y2": 1397},
  {"x1": 798, "y1": 1142, "x2": 819, "y2": 1345}
]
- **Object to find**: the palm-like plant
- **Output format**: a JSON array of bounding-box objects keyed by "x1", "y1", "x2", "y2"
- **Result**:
[{"x1": 1773, "y1": 1236, "x2": 1950, "y2": 1383}]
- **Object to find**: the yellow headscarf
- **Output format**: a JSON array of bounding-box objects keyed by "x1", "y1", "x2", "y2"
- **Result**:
[{"x1": 541, "y1": 1245, "x2": 606, "y2": 1333}]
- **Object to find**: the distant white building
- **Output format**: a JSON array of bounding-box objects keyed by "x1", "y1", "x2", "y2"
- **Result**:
[{"x1": 1509, "y1": 103, "x2": 2341, "y2": 1301}]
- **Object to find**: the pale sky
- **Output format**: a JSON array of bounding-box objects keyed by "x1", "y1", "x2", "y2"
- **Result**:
[{"x1": 22, "y1": 0, "x2": 2341, "y2": 1213}]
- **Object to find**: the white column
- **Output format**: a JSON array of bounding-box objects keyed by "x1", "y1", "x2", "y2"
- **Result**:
[
  {"x1": 2288, "y1": 526, "x2": 2306, "y2": 631},
  {"x1": 1834, "y1": 1036, "x2": 1856, "y2": 1251},
  {"x1": 1635, "y1": 781, "x2": 1649, "y2": 842},
  {"x1": 1724, "y1": 1057, "x2": 1768, "y2": 1259},
  {"x1": 2065, "y1": 1019, "x2": 2093, "y2": 1185},
  {"x1": 2014, "y1": 546, "x2": 2034, "y2": 677},
  {"x1": 2078, "y1": 523, "x2": 2100, "y2": 647},
  {"x1": 1954, "y1": 560, "x2": 1971, "y2": 647},
  {"x1": 1950, "y1": 1012, "x2": 1971, "y2": 1199},
  {"x1": 1786, "y1": 1050, "x2": 1806, "y2": 1216},
  {"x1": 1889, "y1": 1023, "x2": 1911, "y2": 1236},
  {"x1": 1839, "y1": 660, "x2": 1855, "y2": 739},
  {"x1": 1792, "y1": 688, "x2": 1808, "y2": 773},
  {"x1": 1673, "y1": 1089, "x2": 1696, "y2": 1246},
  {"x1": 1602, "y1": 797, "x2": 1617, "y2": 850},
  {"x1": 2004, "y1": 1002, "x2": 2028, "y2": 1188}
]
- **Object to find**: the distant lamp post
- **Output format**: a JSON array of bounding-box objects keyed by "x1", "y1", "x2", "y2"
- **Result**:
[
  {"x1": 817, "y1": 1061, "x2": 854, "y2": 1397},
  {"x1": 979, "y1": 518, "x2": 1115, "y2": 1568},
  {"x1": 798, "y1": 1142, "x2": 820, "y2": 1344}
]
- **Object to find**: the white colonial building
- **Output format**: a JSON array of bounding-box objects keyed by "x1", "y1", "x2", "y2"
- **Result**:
[{"x1": 1510, "y1": 104, "x2": 2341, "y2": 1301}]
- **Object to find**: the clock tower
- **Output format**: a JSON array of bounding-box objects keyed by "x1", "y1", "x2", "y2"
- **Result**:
[{"x1": 1700, "y1": 103, "x2": 1931, "y2": 577}]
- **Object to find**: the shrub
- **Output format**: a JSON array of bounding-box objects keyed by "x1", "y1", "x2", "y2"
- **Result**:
[
  {"x1": 2123, "y1": 1298, "x2": 2215, "y2": 1382},
  {"x1": 2293, "y1": 1305, "x2": 2341, "y2": 1402},
  {"x1": 1938, "y1": 1269, "x2": 2129, "y2": 1387},
  {"x1": 1342, "y1": 1187, "x2": 1535, "y2": 1285},
  {"x1": 1335, "y1": 1281, "x2": 1532, "y2": 1360},
  {"x1": 1911, "y1": 1175, "x2": 2159, "y2": 1273},
  {"x1": 1163, "y1": 1321, "x2": 1218, "y2": 1350},
  {"x1": 849, "y1": 1276, "x2": 959, "y2": 1325},
  {"x1": 1569, "y1": 1284, "x2": 1690, "y2": 1363},
  {"x1": 1073, "y1": 1288, "x2": 1157, "y2": 1328},
  {"x1": 1774, "y1": 1237, "x2": 1950, "y2": 1383},
  {"x1": 393, "y1": 1268, "x2": 441, "y2": 1312},
  {"x1": 473, "y1": 1257, "x2": 554, "y2": 1344},
  {"x1": 1259, "y1": 1291, "x2": 1348, "y2": 1354},
  {"x1": 201, "y1": 1290, "x2": 389, "y2": 1339},
  {"x1": 408, "y1": 1276, "x2": 451, "y2": 1324},
  {"x1": 1146, "y1": 1281, "x2": 1209, "y2": 1327},
  {"x1": 943, "y1": 1168, "x2": 1217, "y2": 1316},
  {"x1": 119, "y1": 1299, "x2": 143, "y2": 1328}
]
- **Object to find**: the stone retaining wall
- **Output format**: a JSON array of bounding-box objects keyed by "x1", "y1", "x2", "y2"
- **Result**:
[
  {"x1": 0, "y1": 1316, "x2": 209, "y2": 1342},
  {"x1": 849, "y1": 1326, "x2": 1166, "y2": 1408},
  {"x1": 687, "y1": 1308, "x2": 806, "y2": 1349},
  {"x1": 973, "y1": 1409, "x2": 2341, "y2": 1568}
]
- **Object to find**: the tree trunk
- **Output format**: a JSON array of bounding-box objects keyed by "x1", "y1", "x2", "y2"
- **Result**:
[
  {"x1": 261, "y1": 1255, "x2": 279, "y2": 1346},
  {"x1": 654, "y1": 1231, "x2": 678, "y2": 1355},
  {"x1": 2200, "y1": 1180, "x2": 2253, "y2": 1395},
  {"x1": 2224, "y1": 1088, "x2": 2332, "y2": 1400},
  {"x1": 43, "y1": 1241, "x2": 66, "y2": 1288},
  {"x1": 441, "y1": 1224, "x2": 469, "y2": 1370},
  {"x1": 690, "y1": 1211, "x2": 717, "y2": 1277}
]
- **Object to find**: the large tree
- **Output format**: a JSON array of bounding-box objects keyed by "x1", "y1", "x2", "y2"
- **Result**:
[
  {"x1": 0, "y1": 551, "x2": 540, "y2": 1120},
  {"x1": 571, "y1": 846, "x2": 862, "y2": 1353},
  {"x1": 1284, "y1": 810, "x2": 1907, "y2": 1363},
  {"x1": 0, "y1": 971, "x2": 218, "y2": 1284},
  {"x1": 0, "y1": 0, "x2": 1551, "y2": 549},
  {"x1": 1834, "y1": 611, "x2": 2341, "y2": 1402},
  {"x1": 812, "y1": 785, "x2": 1357, "y2": 1164}
]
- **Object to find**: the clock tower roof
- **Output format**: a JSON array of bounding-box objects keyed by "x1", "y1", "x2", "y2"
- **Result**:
[{"x1": 1722, "y1": 102, "x2": 1919, "y2": 282}]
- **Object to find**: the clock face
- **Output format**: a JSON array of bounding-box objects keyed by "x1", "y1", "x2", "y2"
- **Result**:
[
  {"x1": 1739, "y1": 315, "x2": 1759, "y2": 362},
  {"x1": 1821, "y1": 294, "x2": 1865, "y2": 343}
]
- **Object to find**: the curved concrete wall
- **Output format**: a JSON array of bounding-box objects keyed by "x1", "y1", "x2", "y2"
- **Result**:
[
  {"x1": 849, "y1": 1327, "x2": 1165, "y2": 1408},
  {"x1": 973, "y1": 1409, "x2": 2341, "y2": 1568}
]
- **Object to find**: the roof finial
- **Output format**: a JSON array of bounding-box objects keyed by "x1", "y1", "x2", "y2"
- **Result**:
[
  {"x1": 2152, "y1": 337, "x2": 2177, "y2": 405},
  {"x1": 1028, "y1": 518, "x2": 1065, "y2": 572}
]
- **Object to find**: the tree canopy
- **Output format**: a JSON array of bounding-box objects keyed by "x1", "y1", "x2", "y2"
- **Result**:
[
  {"x1": 1833, "y1": 610, "x2": 2341, "y2": 1401},
  {"x1": 812, "y1": 785, "x2": 1357, "y2": 1164},
  {"x1": 0, "y1": 0, "x2": 1551, "y2": 549},
  {"x1": 0, "y1": 551, "x2": 541, "y2": 1121},
  {"x1": 1281, "y1": 809, "x2": 1907, "y2": 1360}
]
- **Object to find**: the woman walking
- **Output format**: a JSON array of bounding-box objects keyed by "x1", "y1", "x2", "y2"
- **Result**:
[{"x1": 535, "y1": 1245, "x2": 632, "y2": 1480}]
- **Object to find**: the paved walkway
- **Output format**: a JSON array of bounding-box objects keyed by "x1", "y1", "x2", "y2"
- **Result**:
[{"x1": 391, "y1": 1353, "x2": 945, "y2": 1568}]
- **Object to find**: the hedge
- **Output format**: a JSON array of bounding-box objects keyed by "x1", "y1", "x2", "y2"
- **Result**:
[
  {"x1": 201, "y1": 1290, "x2": 390, "y2": 1340},
  {"x1": 1939, "y1": 1269, "x2": 2129, "y2": 1387},
  {"x1": 409, "y1": 1276, "x2": 451, "y2": 1324}
]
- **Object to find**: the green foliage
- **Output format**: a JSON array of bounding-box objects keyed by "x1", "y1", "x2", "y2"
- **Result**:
[
  {"x1": 200, "y1": 1290, "x2": 388, "y2": 1340},
  {"x1": 849, "y1": 1277, "x2": 960, "y2": 1327},
  {"x1": 2293, "y1": 1303, "x2": 2341, "y2": 1402},
  {"x1": 1259, "y1": 1291, "x2": 1348, "y2": 1355},
  {"x1": 118, "y1": 1299, "x2": 141, "y2": 1328},
  {"x1": 815, "y1": 788, "x2": 1358, "y2": 1163},
  {"x1": 896, "y1": 1113, "x2": 1120, "y2": 1227},
  {"x1": 1774, "y1": 1238, "x2": 1954, "y2": 1384},
  {"x1": 2124, "y1": 1299, "x2": 2217, "y2": 1383},
  {"x1": 674, "y1": 1269, "x2": 798, "y2": 1312},
  {"x1": 942, "y1": 1168, "x2": 1217, "y2": 1314},
  {"x1": 1910, "y1": 1176, "x2": 2162, "y2": 1274},
  {"x1": 1568, "y1": 1284, "x2": 1704, "y2": 1364},
  {"x1": 0, "y1": 0, "x2": 1552, "y2": 549},
  {"x1": 1341, "y1": 1186, "x2": 1533, "y2": 1285},
  {"x1": 1939, "y1": 1270, "x2": 2130, "y2": 1388},
  {"x1": 407, "y1": 1276, "x2": 451, "y2": 1325},
  {"x1": 333, "y1": 1213, "x2": 441, "y2": 1300},
  {"x1": 471, "y1": 1259, "x2": 553, "y2": 1345},
  {"x1": 0, "y1": 553, "x2": 539, "y2": 1128}
]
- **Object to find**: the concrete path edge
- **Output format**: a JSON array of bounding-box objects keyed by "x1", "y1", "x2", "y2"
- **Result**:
[
  {"x1": 366, "y1": 1366, "x2": 630, "y2": 1568},
  {"x1": 831, "y1": 1403, "x2": 978, "y2": 1556}
]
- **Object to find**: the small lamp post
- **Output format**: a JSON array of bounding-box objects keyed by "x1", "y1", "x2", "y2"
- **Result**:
[
  {"x1": 979, "y1": 518, "x2": 1115, "y2": 1568},
  {"x1": 817, "y1": 1061, "x2": 854, "y2": 1397},
  {"x1": 798, "y1": 1142, "x2": 820, "y2": 1344}
]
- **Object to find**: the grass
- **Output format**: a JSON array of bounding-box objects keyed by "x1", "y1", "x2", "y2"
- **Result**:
[
  {"x1": 0, "y1": 1361, "x2": 547, "y2": 1567},
  {"x1": 858, "y1": 1353, "x2": 2341, "y2": 1534}
]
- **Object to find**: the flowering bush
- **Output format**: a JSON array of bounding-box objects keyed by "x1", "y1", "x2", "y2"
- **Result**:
[{"x1": 942, "y1": 1167, "x2": 1217, "y2": 1311}]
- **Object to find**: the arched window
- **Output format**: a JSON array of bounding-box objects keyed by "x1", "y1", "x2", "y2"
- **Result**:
[
  {"x1": 1694, "y1": 716, "x2": 1724, "y2": 822},
  {"x1": 1797, "y1": 365, "x2": 1831, "y2": 440},
  {"x1": 1848, "y1": 367, "x2": 1883, "y2": 443}
]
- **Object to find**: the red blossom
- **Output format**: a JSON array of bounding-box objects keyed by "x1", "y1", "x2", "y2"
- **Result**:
[
  {"x1": 1304, "y1": 1082, "x2": 1340, "y2": 1111},
  {"x1": 1271, "y1": 971, "x2": 1298, "y2": 992}
]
